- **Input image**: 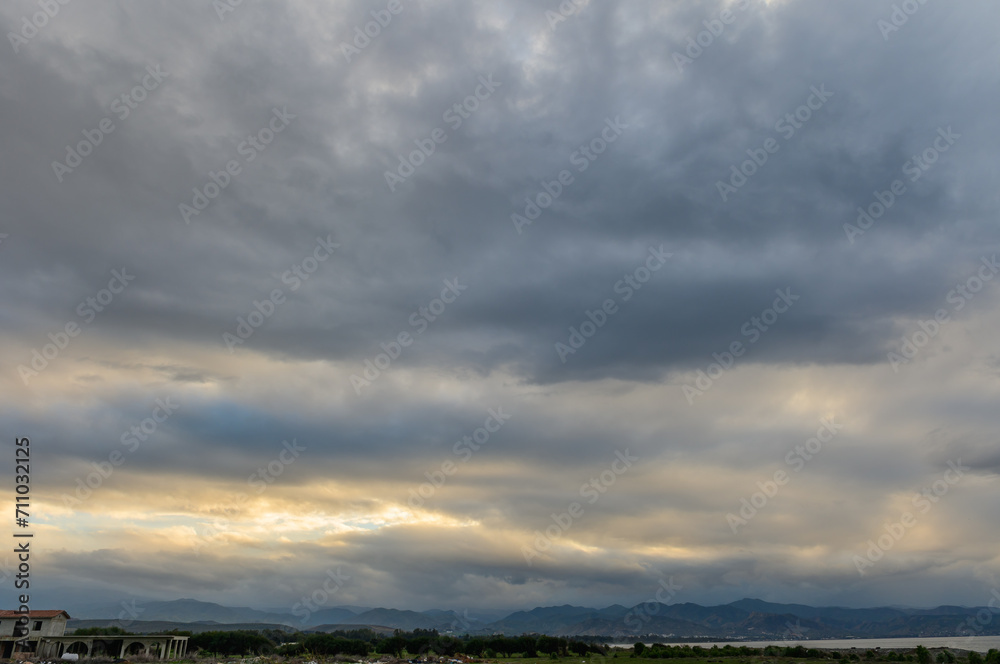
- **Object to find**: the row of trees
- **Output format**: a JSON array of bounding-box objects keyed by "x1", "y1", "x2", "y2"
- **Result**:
[
  {"x1": 918, "y1": 647, "x2": 1000, "y2": 664},
  {"x1": 188, "y1": 630, "x2": 274, "y2": 655},
  {"x1": 630, "y1": 644, "x2": 1000, "y2": 663},
  {"x1": 968, "y1": 649, "x2": 1000, "y2": 664},
  {"x1": 633, "y1": 643, "x2": 846, "y2": 659},
  {"x1": 635, "y1": 644, "x2": 762, "y2": 658},
  {"x1": 163, "y1": 628, "x2": 1000, "y2": 662},
  {"x1": 278, "y1": 635, "x2": 372, "y2": 656},
  {"x1": 189, "y1": 627, "x2": 606, "y2": 657},
  {"x1": 72, "y1": 627, "x2": 133, "y2": 636}
]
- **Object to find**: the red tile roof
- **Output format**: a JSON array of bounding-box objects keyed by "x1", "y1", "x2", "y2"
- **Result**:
[{"x1": 0, "y1": 610, "x2": 71, "y2": 619}]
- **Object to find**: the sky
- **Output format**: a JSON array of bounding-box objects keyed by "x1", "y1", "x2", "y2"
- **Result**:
[{"x1": 2, "y1": 0, "x2": 1000, "y2": 617}]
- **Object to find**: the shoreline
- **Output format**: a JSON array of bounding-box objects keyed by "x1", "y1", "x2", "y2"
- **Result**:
[{"x1": 608, "y1": 636, "x2": 1000, "y2": 653}]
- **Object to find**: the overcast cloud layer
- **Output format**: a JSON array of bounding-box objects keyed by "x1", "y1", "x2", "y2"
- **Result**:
[{"x1": 2, "y1": 0, "x2": 1000, "y2": 615}]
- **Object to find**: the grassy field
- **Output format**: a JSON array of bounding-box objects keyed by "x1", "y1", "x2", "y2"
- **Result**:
[
  {"x1": 491, "y1": 652, "x2": 960, "y2": 664},
  {"x1": 493, "y1": 658, "x2": 825, "y2": 664},
  {"x1": 494, "y1": 656, "x2": 832, "y2": 664}
]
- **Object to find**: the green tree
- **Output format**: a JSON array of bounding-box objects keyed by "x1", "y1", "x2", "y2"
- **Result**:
[
  {"x1": 73, "y1": 627, "x2": 131, "y2": 636},
  {"x1": 189, "y1": 630, "x2": 274, "y2": 656},
  {"x1": 463, "y1": 637, "x2": 486, "y2": 656},
  {"x1": 407, "y1": 634, "x2": 434, "y2": 657},
  {"x1": 435, "y1": 635, "x2": 463, "y2": 657},
  {"x1": 634, "y1": 643, "x2": 646, "y2": 657},
  {"x1": 486, "y1": 635, "x2": 513, "y2": 657},
  {"x1": 301, "y1": 634, "x2": 370, "y2": 656},
  {"x1": 379, "y1": 635, "x2": 406, "y2": 657},
  {"x1": 276, "y1": 643, "x2": 305, "y2": 656},
  {"x1": 916, "y1": 646, "x2": 931, "y2": 664},
  {"x1": 515, "y1": 635, "x2": 538, "y2": 658},
  {"x1": 537, "y1": 635, "x2": 562, "y2": 656}
]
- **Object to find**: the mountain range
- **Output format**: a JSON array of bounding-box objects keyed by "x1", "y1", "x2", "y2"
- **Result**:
[{"x1": 63, "y1": 597, "x2": 1000, "y2": 640}]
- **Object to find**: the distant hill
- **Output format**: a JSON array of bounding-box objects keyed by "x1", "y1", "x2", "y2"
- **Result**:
[
  {"x1": 729, "y1": 598, "x2": 907, "y2": 623},
  {"x1": 301, "y1": 607, "x2": 359, "y2": 627},
  {"x1": 487, "y1": 605, "x2": 602, "y2": 635},
  {"x1": 482, "y1": 601, "x2": 1000, "y2": 639},
  {"x1": 71, "y1": 599, "x2": 293, "y2": 625},
  {"x1": 350, "y1": 608, "x2": 458, "y2": 631},
  {"x1": 62, "y1": 597, "x2": 1000, "y2": 639},
  {"x1": 66, "y1": 620, "x2": 295, "y2": 634},
  {"x1": 311, "y1": 623, "x2": 397, "y2": 635}
]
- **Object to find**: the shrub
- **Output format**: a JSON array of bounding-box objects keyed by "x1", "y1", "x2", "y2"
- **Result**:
[
  {"x1": 73, "y1": 627, "x2": 132, "y2": 636},
  {"x1": 302, "y1": 634, "x2": 371, "y2": 656},
  {"x1": 276, "y1": 642, "x2": 305, "y2": 656},
  {"x1": 189, "y1": 630, "x2": 274, "y2": 656}
]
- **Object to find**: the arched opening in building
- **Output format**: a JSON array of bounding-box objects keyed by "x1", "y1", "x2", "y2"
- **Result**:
[
  {"x1": 125, "y1": 641, "x2": 150, "y2": 656},
  {"x1": 66, "y1": 641, "x2": 90, "y2": 656}
]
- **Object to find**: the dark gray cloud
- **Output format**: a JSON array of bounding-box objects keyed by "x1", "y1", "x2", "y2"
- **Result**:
[{"x1": 3, "y1": 0, "x2": 1000, "y2": 613}]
